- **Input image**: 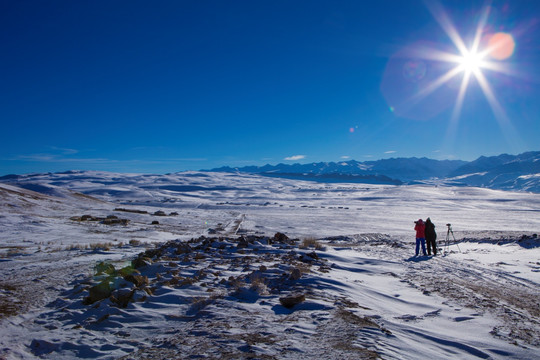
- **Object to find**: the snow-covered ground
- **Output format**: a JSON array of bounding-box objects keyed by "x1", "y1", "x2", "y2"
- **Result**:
[{"x1": 0, "y1": 171, "x2": 539, "y2": 359}]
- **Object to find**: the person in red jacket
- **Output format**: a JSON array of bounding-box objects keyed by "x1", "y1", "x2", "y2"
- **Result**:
[{"x1": 414, "y1": 219, "x2": 427, "y2": 256}]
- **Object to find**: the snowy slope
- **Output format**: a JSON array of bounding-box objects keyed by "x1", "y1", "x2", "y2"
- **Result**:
[{"x1": 0, "y1": 172, "x2": 539, "y2": 359}]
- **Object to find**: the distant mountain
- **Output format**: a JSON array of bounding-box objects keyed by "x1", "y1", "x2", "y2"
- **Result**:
[
  {"x1": 210, "y1": 157, "x2": 467, "y2": 182},
  {"x1": 208, "y1": 151, "x2": 540, "y2": 192},
  {"x1": 447, "y1": 151, "x2": 540, "y2": 192}
]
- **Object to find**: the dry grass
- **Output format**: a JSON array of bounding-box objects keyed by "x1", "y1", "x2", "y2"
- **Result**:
[
  {"x1": 129, "y1": 239, "x2": 141, "y2": 246},
  {"x1": 0, "y1": 246, "x2": 29, "y2": 258},
  {"x1": 300, "y1": 237, "x2": 326, "y2": 251}
]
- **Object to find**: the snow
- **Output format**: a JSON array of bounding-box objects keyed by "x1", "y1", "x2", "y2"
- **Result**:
[{"x1": 0, "y1": 171, "x2": 539, "y2": 359}]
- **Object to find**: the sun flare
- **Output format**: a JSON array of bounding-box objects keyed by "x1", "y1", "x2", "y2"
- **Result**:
[{"x1": 458, "y1": 49, "x2": 485, "y2": 74}]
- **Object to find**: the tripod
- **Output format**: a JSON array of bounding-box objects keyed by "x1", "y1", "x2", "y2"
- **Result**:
[{"x1": 443, "y1": 223, "x2": 461, "y2": 255}]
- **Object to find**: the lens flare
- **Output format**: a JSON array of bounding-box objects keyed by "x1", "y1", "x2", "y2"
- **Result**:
[
  {"x1": 487, "y1": 32, "x2": 515, "y2": 60},
  {"x1": 380, "y1": 2, "x2": 522, "y2": 152}
]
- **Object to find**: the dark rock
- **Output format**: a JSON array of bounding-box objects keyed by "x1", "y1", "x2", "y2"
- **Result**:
[
  {"x1": 115, "y1": 208, "x2": 148, "y2": 214},
  {"x1": 95, "y1": 262, "x2": 116, "y2": 276},
  {"x1": 102, "y1": 218, "x2": 129, "y2": 225},
  {"x1": 237, "y1": 237, "x2": 249, "y2": 249},
  {"x1": 110, "y1": 289, "x2": 134, "y2": 308},
  {"x1": 84, "y1": 280, "x2": 112, "y2": 304},
  {"x1": 175, "y1": 243, "x2": 192, "y2": 254},
  {"x1": 132, "y1": 257, "x2": 152, "y2": 269},
  {"x1": 289, "y1": 268, "x2": 302, "y2": 281},
  {"x1": 124, "y1": 274, "x2": 149, "y2": 288},
  {"x1": 118, "y1": 266, "x2": 138, "y2": 277},
  {"x1": 153, "y1": 211, "x2": 166, "y2": 216},
  {"x1": 279, "y1": 293, "x2": 305, "y2": 308},
  {"x1": 273, "y1": 232, "x2": 289, "y2": 242},
  {"x1": 151, "y1": 220, "x2": 159, "y2": 225}
]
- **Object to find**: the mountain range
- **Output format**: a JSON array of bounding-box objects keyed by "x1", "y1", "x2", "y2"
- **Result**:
[{"x1": 209, "y1": 151, "x2": 540, "y2": 193}]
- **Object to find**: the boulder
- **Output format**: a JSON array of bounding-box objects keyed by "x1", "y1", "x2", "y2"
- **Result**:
[
  {"x1": 95, "y1": 262, "x2": 116, "y2": 276},
  {"x1": 273, "y1": 232, "x2": 289, "y2": 242},
  {"x1": 84, "y1": 280, "x2": 112, "y2": 304},
  {"x1": 132, "y1": 256, "x2": 152, "y2": 269},
  {"x1": 124, "y1": 274, "x2": 148, "y2": 288},
  {"x1": 110, "y1": 289, "x2": 134, "y2": 308},
  {"x1": 118, "y1": 265, "x2": 138, "y2": 277},
  {"x1": 289, "y1": 268, "x2": 302, "y2": 281},
  {"x1": 279, "y1": 293, "x2": 305, "y2": 308}
]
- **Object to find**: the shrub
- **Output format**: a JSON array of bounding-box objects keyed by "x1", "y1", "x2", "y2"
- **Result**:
[{"x1": 300, "y1": 237, "x2": 326, "y2": 251}]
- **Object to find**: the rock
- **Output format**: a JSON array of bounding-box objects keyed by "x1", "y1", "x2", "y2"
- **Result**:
[
  {"x1": 84, "y1": 280, "x2": 112, "y2": 304},
  {"x1": 279, "y1": 293, "x2": 305, "y2": 308},
  {"x1": 259, "y1": 265, "x2": 268, "y2": 272},
  {"x1": 132, "y1": 256, "x2": 152, "y2": 269},
  {"x1": 118, "y1": 265, "x2": 138, "y2": 277},
  {"x1": 124, "y1": 274, "x2": 148, "y2": 288},
  {"x1": 102, "y1": 218, "x2": 130, "y2": 225},
  {"x1": 169, "y1": 212, "x2": 179, "y2": 216},
  {"x1": 95, "y1": 262, "x2": 116, "y2": 276},
  {"x1": 151, "y1": 220, "x2": 159, "y2": 225},
  {"x1": 132, "y1": 289, "x2": 148, "y2": 302},
  {"x1": 153, "y1": 210, "x2": 167, "y2": 216},
  {"x1": 237, "y1": 237, "x2": 249, "y2": 249},
  {"x1": 289, "y1": 268, "x2": 302, "y2": 281},
  {"x1": 175, "y1": 243, "x2": 192, "y2": 255},
  {"x1": 110, "y1": 288, "x2": 134, "y2": 308},
  {"x1": 273, "y1": 232, "x2": 289, "y2": 242},
  {"x1": 299, "y1": 251, "x2": 318, "y2": 262}
]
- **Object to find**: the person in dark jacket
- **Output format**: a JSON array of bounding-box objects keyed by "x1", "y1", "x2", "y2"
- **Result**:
[
  {"x1": 414, "y1": 219, "x2": 427, "y2": 256},
  {"x1": 425, "y1": 217, "x2": 437, "y2": 256}
]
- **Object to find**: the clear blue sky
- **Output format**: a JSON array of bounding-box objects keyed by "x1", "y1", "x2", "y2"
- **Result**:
[{"x1": 1, "y1": 0, "x2": 539, "y2": 175}]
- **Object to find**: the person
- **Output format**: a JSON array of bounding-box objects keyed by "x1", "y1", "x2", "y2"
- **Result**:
[
  {"x1": 425, "y1": 217, "x2": 437, "y2": 256},
  {"x1": 414, "y1": 219, "x2": 427, "y2": 256}
]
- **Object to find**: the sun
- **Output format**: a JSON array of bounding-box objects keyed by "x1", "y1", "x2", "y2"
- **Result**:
[
  {"x1": 458, "y1": 49, "x2": 485, "y2": 74},
  {"x1": 380, "y1": 2, "x2": 522, "y2": 152},
  {"x1": 397, "y1": 2, "x2": 518, "y2": 130}
]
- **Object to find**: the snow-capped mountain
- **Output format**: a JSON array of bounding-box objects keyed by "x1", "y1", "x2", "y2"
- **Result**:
[
  {"x1": 209, "y1": 151, "x2": 540, "y2": 193},
  {"x1": 447, "y1": 151, "x2": 540, "y2": 192},
  {"x1": 211, "y1": 158, "x2": 467, "y2": 182}
]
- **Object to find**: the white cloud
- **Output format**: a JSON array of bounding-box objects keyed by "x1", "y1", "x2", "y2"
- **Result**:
[
  {"x1": 50, "y1": 146, "x2": 79, "y2": 155},
  {"x1": 341, "y1": 156, "x2": 350, "y2": 159},
  {"x1": 384, "y1": 150, "x2": 396, "y2": 154},
  {"x1": 284, "y1": 155, "x2": 306, "y2": 161}
]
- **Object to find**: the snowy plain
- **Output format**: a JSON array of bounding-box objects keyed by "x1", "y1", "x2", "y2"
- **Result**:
[{"x1": 0, "y1": 171, "x2": 539, "y2": 359}]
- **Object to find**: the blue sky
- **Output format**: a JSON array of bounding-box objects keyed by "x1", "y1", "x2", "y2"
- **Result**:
[{"x1": 1, "y1": 0, "x2": 539, "y2": 175}]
